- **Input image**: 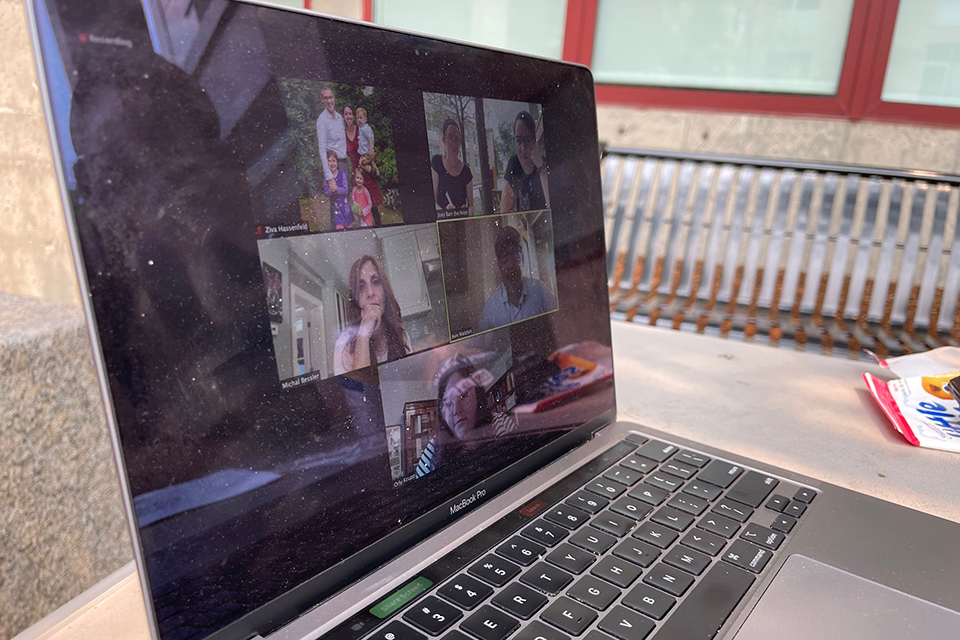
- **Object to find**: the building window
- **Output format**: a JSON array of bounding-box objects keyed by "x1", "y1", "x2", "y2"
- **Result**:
[
  {"x1": 591, "y1": 0, "x2": 855, "y2": 95},
  {"x1": 372, "y1": 0, "x2": 568, "y2": 59},
  {"x1": 882, "y1": 0, "x2": 960, "y2": 108}
]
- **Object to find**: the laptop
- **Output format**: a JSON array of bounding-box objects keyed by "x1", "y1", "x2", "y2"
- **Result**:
[{"x1": 25, "y1": 2, "x2": 960, "y2": 640}]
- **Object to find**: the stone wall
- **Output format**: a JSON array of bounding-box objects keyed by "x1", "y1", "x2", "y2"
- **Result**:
[
  {"x1": 0, "y1": 0, "x2": 80, "y2": 306},
  {"x1": 597, "y1": 105, "x2": 960, "y2": 174},
  {"x1": 0, "y1": 293, "x2": 130, "y2": 640}
]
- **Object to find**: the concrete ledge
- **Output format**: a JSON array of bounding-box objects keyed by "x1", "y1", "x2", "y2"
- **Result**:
[{"x1": 0, "y1": 293, "x2": 131, "y2": 640}]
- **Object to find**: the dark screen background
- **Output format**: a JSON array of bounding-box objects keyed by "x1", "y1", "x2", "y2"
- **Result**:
[{"x1": 32, "y1": 2, "x2": 615, "y2": 639}]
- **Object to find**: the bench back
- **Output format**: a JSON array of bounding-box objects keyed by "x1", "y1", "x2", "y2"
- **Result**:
[{"x1": 602, "y1": 148, "x2": 960, "y2": 357}]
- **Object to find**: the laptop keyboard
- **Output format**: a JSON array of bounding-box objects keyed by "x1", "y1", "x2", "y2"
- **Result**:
[{"x1": 348, "y1": 435, "x2": 817, "y2": 640}]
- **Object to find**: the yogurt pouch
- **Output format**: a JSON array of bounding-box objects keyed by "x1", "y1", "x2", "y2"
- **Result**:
[{"x1": 864, "y1": 371, "x2": 960, "y2": 453}]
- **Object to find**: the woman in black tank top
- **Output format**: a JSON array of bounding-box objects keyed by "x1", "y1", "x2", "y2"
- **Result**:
[{"x1": 431, "y1": 119, "x2": 474, "y2": 215}]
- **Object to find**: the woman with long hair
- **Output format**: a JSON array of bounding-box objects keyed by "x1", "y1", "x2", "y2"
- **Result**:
[
  {"x1": 500, "y1": 111, "x2": 549, "y2": 213},
  {"x1": 333, "y1": 255, "x2": 411, "y2": 374},
  {"x1": 415, "y1": 355, "x2": 517, "y2": 477}
]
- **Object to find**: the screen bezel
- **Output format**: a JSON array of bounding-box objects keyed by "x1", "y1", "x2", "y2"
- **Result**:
[{"x1": 25, "y1": 2, "x2": 616, "y2": 639}]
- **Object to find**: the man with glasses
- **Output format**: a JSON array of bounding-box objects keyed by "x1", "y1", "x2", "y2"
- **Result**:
[{"x1": 478, "y1": 225, "x2": 557, "y2": 332}]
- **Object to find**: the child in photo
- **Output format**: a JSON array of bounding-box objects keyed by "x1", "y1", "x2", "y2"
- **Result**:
[
  {"x1": 324, "y1": 149, "x2": 354, "y2": 229},
  {"x1": 356, "y1": 107, "x2": 379, "y2": 179},
  {"x1": 352, "y1": 167, "x2": 374, "y2": 227}
]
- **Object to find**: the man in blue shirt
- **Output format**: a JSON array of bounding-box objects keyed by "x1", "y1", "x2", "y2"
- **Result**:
[{"x1": 478, "y1": 225, "x2": 557, "y2": 332}]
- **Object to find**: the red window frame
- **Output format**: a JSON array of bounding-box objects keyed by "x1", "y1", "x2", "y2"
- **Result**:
[
  {"x1": 855, "y1": 0, "x2": 960, "y2": 127},
  {"x1": 362, "y1": 0, "x2": 957, "y2": 128}
]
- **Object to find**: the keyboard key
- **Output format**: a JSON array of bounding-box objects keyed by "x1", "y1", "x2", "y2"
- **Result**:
[
  {"x1": 650, "y1": 562, "x2": 754, "y2": 640},
  {"x1": 609, "y1": 496, "x2": 653, "y2": 521},
  {"x1": 469, "y1": 554, "x2": 521, "y2": 587},
  {"x1": 403, "y1": 596, "x2": 462, "y2": 635},
  {"x1": 642, "y1": 563, "x2": 694, "y2": 597},
  {"x1": 712, "y1": 499, "x2": 753, "y2": 523},
  {"x1": 674, "y1": 450, "x2": 710, "y2": 468},
  {"x1": 568, "y1": 575, "x2": 621, "y2": 611},
  {"x1": 546, "y1": 543, "x2": 596, "y2": 574},
  {"x1": 696, "y1": 460, "x2": 744, "y2": 489},
  {"x1": 497, "y1": 536, "x2": 546, "y2": 566},
  {"x1": 598, "y1": 606, "x2": 656, "y2": 640},
  {"x1": 438, "y1": 574, "x2": 493, "y2": 610},
  {"x1": 522, "y1": 520, "x2": 568, "y2": 547},
  {"x1": 627, "y1": 484, "x2": 668, "y2": 506},
  {"x1": 619, "y1": 456, "x2": 656, "y2": 475},
  {"x1": 725, "y1": 471, "x2": 778, "y2": 508},
  {"x1": 625, "y1": 433, "x2": 648, "y2": 445},
  {"x1": 566, "y1": 490, "x2": 609, "y2": 514},
  {"x1": 643, "y1": 473, "x2": 683, "y2": 493},
  {"x1": 514, "y1": 621, "x2": 572, "y2": 640},
  {"x1": 667, "y1": 493, "x2": 709, "y2": 516},
  {"x1": 604, "y1": 466, "x2": 642, "y2": 486},
  {"x1": 681, "y1": 480, "x2": 722, "y2": 501},
  {"x1": 784, "y1": 500, "x2": 807, "y2": 518},
  {"x1": 440, "y1": 631, "x2": 471, "y2": 640},
  {"x1": 544, "y1": 505, "x2": 590, "y2": 530},
  {"x1": 613, "y1": 539, "x2": 660, "y2": 568},
  {"x1": 663, "y1": 546, "x2": 711, "y2": 575},
  {"x1": 540, "y1": 597, "x2": 598, "y2": 635},
  {"x1": 723, "y1": 539, "x2": 772, "y2": 574},
  {"x1": 492, "y1": 583, "x2": 547, "y2": 620},
  {"x1": 651, "y1": 506, "x2": 695, "y2": 532},
  {"x1": 794, "y1": 487, "x2": 816, "y2": 503},
  {"x1": 632, "y1": 521, "x2": 678, "y2": 549},
  {"x1": 764, "y1": 494, "x2": 789, "y2": 512},
  {"x1": 634, "y1": 440, "x2": 678, "y2": 462},
  {"x1": 659, "y1": 460, "x2": 697, "y2": 480},
  {"x1": 740, "y1": 523, "x2": 785, "y2": 550},
  {"x1": 680, "y1": 529, "x2": 727, "y2": 557},
  {"x1": 461, "y1": 605, "x2": 520, "y2": 640},
  {"x1": 586, "y1": 478, "x2": 627, "y2": 499},
  {"x1": 521, "y1": 562, "x2": 573, "y2": 595},
  {"x1": 591, "y1": 512, "x2": 635, "y2": 538},
  {"x1": 622, "y1": 582, "x2": 676, "y2": 620},
  {"x1": 569, "y1": 528, "x2": 617, "y2": 555},
  {"x1": 368, "y1": 620, "x2": 426, "y2": 640},
  {"x1": 591, "y1": 556, "x2": 643, "y2": 588},
  {"x1": 698, "y1": 513, "x2": 740, "y2": 539},
  {"x1": 770, "y1": 513, "x2": 797, "y2": 533}
]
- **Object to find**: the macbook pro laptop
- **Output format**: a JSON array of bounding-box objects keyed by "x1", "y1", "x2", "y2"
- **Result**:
[{"x1": 25, "y1": 2, "x2": 960, "y2": 640}]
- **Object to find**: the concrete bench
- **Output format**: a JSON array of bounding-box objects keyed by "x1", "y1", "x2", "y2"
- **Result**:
[
  {"x1": 0, "y1": 293, "x2": 130, "y2": 639},
  {"x1": 603, "y1": 148, "x2": 960, "y2": 357}
]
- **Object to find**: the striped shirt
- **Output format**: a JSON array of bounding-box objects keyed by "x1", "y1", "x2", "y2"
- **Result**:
[{"x1": 415, "y1": 412, "x2": 518, "y2": 477}]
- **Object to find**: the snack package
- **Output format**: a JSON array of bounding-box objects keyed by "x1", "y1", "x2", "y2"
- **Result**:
[
  {"x1": 865, "y1": 346, "x2": 960, "y2": 378},
  {"x1": 514, "y1": 349, "x2": 610, "y2": 414},
  {"x1": 863, "y1": 371, "x2": 960, "y2": 453}
]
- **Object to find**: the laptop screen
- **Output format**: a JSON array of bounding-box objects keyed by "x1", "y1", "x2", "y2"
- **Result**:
[{"x1": 30, "y1": 1, "x2": 614, "y2": 638}]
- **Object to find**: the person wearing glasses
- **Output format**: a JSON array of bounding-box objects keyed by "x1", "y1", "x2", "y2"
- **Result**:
[
  {"x1": 478, "y1": 225, "x2": 557, "y2": 332},
  {"x1": 499, "y1": 111, "x2": 548, "y2": 213},
  {"x1": 414, "y1": 354, "x2": 517, "y2": 477}
]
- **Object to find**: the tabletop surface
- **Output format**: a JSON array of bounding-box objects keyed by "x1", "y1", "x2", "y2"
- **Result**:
[
  {"x1": 18, "y1": 322, "x2": 960, "y2": 640},
  {"x1": 611, "y1": 322, "x2": 960, "y2": 525}
]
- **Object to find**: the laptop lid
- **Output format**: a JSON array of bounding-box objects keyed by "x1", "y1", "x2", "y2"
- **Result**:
[{"x1": 26, "y1": 2, "x2": 616, "y2": 639}]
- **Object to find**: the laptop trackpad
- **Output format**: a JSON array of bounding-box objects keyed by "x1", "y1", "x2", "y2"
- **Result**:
[{"x1": 735, "y1": 555, "x2": 960, "y2": 640}]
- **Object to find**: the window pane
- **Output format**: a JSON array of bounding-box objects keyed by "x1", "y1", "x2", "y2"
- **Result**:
[
  {"x1": 882, "y1": 0, "x2": 960, "y2": 107},
  {"x1": 592, "y1": 0, "x2": 854, "y2": 95},
  {"x1": 373, "y1": 0, "x2": 567, "y2": 59}
]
